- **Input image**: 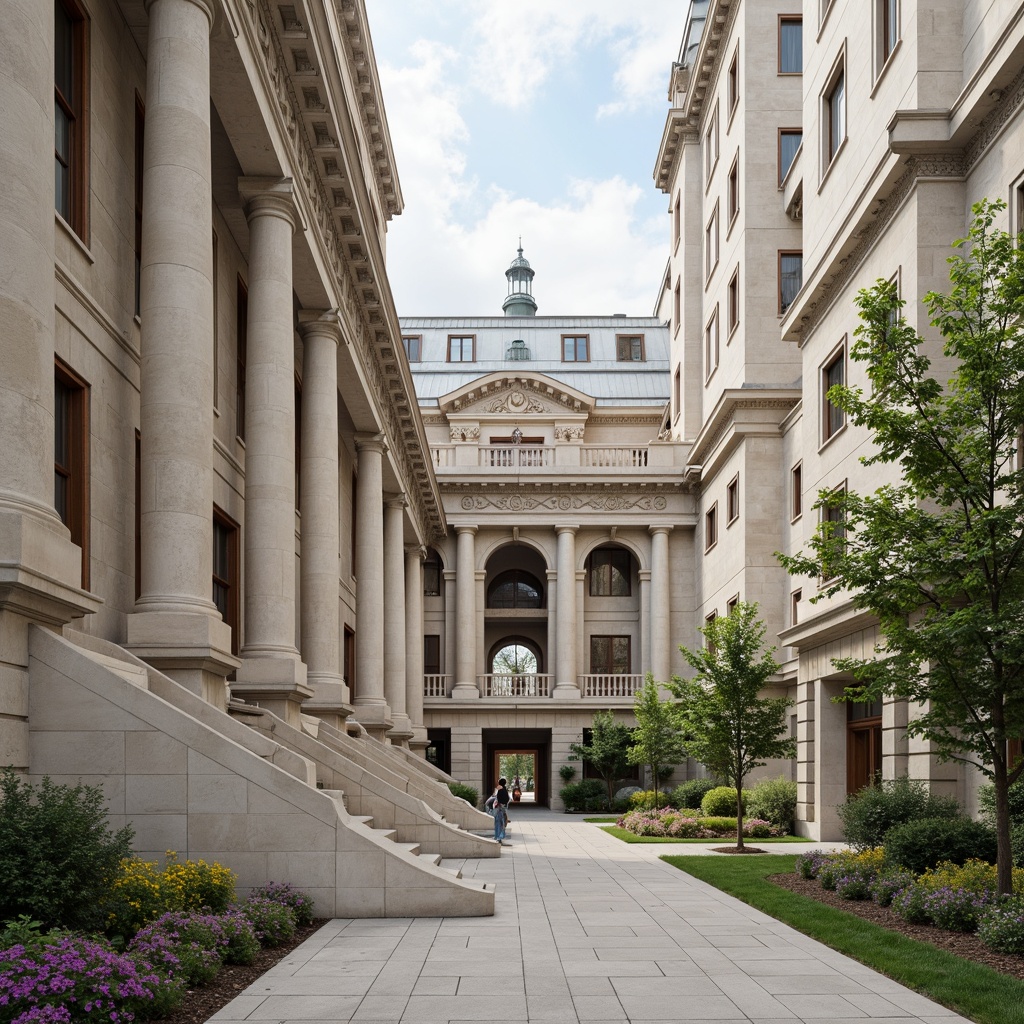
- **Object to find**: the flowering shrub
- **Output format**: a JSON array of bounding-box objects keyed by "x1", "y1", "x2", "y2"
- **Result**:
[
  {"x1": 108, "y1": 860, "x2": 165, "y2": 939},
  {"x1": 921, "y1": 886, "x2": 991, "y2": 932},
  {"x1": 914, "y1": 858, "x2": 1024, "y2": 896},
  {"x1": 868, "y1": 869, "x2": 915, "y2": 908},
  {"x1": 795, "y1": 852, "x2": 828, "y2": 880},
  {"x1": 216, "y1": 910, "x2": 260, "y2": 966},
  {"x1": 834, "y1": 874, "x2": 872, "y2": 900},
  {"x1": 816, "y1": 848, "x2": 885, "y2": 892},
  {"x1": 892, "y1": 884, "x2": 931, "y2": 924},
  {"x1": 128, "y1": 912, "x2": 224, "y2": 987},
  {"x1": 617, "y1": 809, "x2": 783, "y2": 839},
  {"x1": 240, "y1": 896, "x2": 296, "y2": 947},
  {"x1": 248, "y1": 882, "x2": 316, "y2": 927},
  {"x1": 0, "y1": 936, "x2": 166, "y2": 1024},
  {"x1": 160, "y1": 853, "x2": 236, "y2": 915},
  {"x1": 978, "y1": 896, "x2": 1024, "y2": 954}
]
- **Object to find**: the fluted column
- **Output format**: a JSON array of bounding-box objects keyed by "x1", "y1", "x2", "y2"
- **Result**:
[
  {"x1": 553, "y1": 526, "x2": 580, "y2": 697},
  {"x1": 649, "y1": 526, "x2": 673, "y2": 682},
  {"x1": 384, "y1": 496, "x2": 412, "y2": 743},
  {"x1": 127, "y1": 0, "x2": 236, "y2": 704},
  {"x1": 353, "y1": 433, "x2": 391, "y2": 737},
  {"x1": 452, "y1": 526, "x2": 479, "y2": 698},
  {"x1": 405, "y1": 545, "x2": 428, "y2": 752},
  {"x1": 0, "y1": 0, "x2": 100, "y2": 769},
  {"x1": 297, "y1": 311, "x2": 346, "y2": 726}
]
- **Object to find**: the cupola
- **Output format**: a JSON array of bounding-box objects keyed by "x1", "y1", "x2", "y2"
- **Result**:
[{"x1": 502, "y1": 241, "x2": 538, "y2": 317}]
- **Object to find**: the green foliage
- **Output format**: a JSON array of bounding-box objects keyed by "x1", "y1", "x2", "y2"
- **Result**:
[
  {"x1": 0, "y1": 768, "x2": 134, "y2": 932},
  {"x1": 884, "y1": 817, "x2": 997, "y2": 875},
  {"x1": 746, "y1": 776, "x2": 797, "y2": 831},
  {"x1": 836, "y1": 775, "x2": 960, "y2": 850},
  {"x1": 979, "y1": 780, "x2": 1024, "y2": 867},
  {"x1": 915, "y1": 858, "x2": 1024, "y2": 896},
  {"x1": 568, "y1": 711, "x2": 634, "y2": 807},
  {"x1": 447, "y1": 781, "x2": 479, "y2": 807},
  {"x1": 979, "y1": 897, "x2": 1024, "y2": 954},
  {"x1": 671, "y1": 603, "x2": 794, "y2": 849},
  {"x1": 559, "y1": 779, "x2": 606, "y2": 813},
  {"x1": 0, "y1": 916, "x2": 66, "y2": 951},
  {"x1": 240, "y1": 895, "x2": 297, "y2": 947},
  {"x1": 777, "y1": 200, "x2": 1024, "y2": 893},
  {"x1": 627, "y1": 789, "x2": 661, "y2": 811},
  {"x1": 626, "y1": 674, "x2": 686, "y2": 805},
  {"x1": 558, "y1": 763, "x2": 577, "y2": 782},
  {"x1": 668, "y1": 777, "x2": 721, "y2": 811},
  {"x1": 701, "y1": 786, "x2": 742, "y2": 817}
]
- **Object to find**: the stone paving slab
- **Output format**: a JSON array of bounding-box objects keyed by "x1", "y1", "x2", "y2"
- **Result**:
[{"x1": 212, "y1": 809, "x2": 974, "y2": 1023}]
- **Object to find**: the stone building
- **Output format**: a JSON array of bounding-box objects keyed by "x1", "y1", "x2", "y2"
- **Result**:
[{"x1": 656, "y1": 0, "x2": 1024, "y2": 837}]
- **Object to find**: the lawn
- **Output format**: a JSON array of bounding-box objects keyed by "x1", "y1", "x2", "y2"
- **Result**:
[
  {"x1": 664, "y1": 854, "x2": 1024, "y2": 1024},
  {"x1": 601, "y1": 825, "x2": 806, "y2": 844}
]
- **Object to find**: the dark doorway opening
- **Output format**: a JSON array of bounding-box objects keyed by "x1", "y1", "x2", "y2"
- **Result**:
[
  {"x1": 426, "y1": 728, "x2": 451, "y2": 776},
  {"x1": 483, "y1": 728, "x2": 551, "y2": 807}
]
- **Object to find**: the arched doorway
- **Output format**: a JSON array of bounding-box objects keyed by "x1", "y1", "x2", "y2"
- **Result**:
[{"x1": 487, "y1": 637, "x2": 543, "y2": 696}]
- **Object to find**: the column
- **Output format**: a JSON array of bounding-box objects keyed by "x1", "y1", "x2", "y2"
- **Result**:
[
  {"x1": 405, "y1": 546, "x2": 429, "y2": 752},
  {"x1": 0, "y1": 0, "x2": 100, "y2": 769},
  {"x1": 649, "y1": 526, "x2": 673, "y2": 683},
  {"x1": 230, "y1": 180, "x2": 310, "y2": 724},
  {"x1": 553, "y1": 526, "x2": 580, "y2": 698},
  {"x1": 638, "y1": 570, "x2": 652, "y2": 675},
  {"x1": 352, "y1": 433, "x2": 392, "y2": 737},
  {"x1": 452, "y1": 526, "x2": 479, "y2": 698},
  {"x1": 384, "y1": 496, "x2": 412, "y2": 743},
  {"x1": 297, "y1": 311, "x2": 346, "y2": 727},
  {"x1": 546, "y1": 569, "x2": 557, "y2": 687},
  {"x1": 127, "y1": 0, "x2": 236, "y2": 704},
  {"x1": 443, "y1": 568, "x2": 456, "y2": 695}
]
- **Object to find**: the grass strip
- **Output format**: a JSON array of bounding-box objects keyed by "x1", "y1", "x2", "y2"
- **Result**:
[
  {"x1": 601, "y1": 826, "x2": 805, "y2": 844},
  {"x1": 664, "y1": 854, "x2": 1024, "y2": 1024},
  {"x1": 582, "y1": 816, "x2": 620, "y2": 823}
]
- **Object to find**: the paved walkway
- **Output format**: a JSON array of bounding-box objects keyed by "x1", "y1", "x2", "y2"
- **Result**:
[{"x1": 211, "y1": 808, "x2": 971, "y2": 1023}]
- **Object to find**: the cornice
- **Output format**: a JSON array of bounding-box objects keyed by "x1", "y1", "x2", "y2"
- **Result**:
[{"x1": 687, "y1": 390, "x2": 801, "y2": 469}]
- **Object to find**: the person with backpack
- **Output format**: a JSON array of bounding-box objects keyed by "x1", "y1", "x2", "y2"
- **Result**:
[{"x1": 486, "y1": 778, "x2": 511, "y2": 845}]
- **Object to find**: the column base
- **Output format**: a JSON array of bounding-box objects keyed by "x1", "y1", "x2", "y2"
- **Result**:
[
  {"x1": 409, "y1": 726, "x2": 430, "y2": 754},
  {"x1": 232, "y1": 653, "x2": 312, "y2": 728},
  {"x1": 551, "y1": 683, "x2": 582, "y2": 699},
  {"x1": 451, "y1": 682, "x2": 480, "y2": 699},
  {"x1": 387, "y1": 713, "x2": 415, "y2": 746},
  {"x1": 349, "y1": 701, "x2": 394, "y2": 741},
  {"x1": 126, "y1": 609, "x2": 238, "y2": 710},
  {"x1": 302, "y1": 673, "x2": 351, "y2": 727}
]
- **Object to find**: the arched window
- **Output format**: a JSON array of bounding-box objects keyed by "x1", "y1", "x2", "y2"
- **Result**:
[
  {"x1": 588, "y1": 547, "x2": 632, "y2": 597},
  {"x1": 491, "y1": 642, "x2": 539, "y2": 675},
  {"x1": 423, "y1": 548, "x2": 442, "y2": 597},
  {"x1": 487, "y1": 569, "x2": 543, "y2": 608}
]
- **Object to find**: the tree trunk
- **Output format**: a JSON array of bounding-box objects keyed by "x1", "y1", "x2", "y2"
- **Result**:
[{"x1": 736, "y1": 784, "x2": 744, "y2": 852}]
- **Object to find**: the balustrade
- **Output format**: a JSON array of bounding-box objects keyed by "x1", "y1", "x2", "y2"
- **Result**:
[
  {"x1": 480, "y1": 673, "x2": 551, "y2": 697},
  {"x1": 579, "y1": 673, "x2": 645, "y2": 698}
]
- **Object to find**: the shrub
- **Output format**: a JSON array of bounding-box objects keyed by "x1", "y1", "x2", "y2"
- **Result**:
[
  {"x1": 108, "y1": 859, "x2": 166, "y2": 938},
  {"x1": 795, "y1": 852, "x2": 828, "y2": 880},
  {"x1": 746, "y1": 777, "x2": 797, "y2": 832},
  {"x1": 744, "y1": 818, "x2": 776, "y2": 839},
  {"x1": 884, "y1": 816, "x2": 997, "y2": 875},
  {"x1": 248, "y1": 882, "x2": 316, "y2": 926},
  {"x1": 921, "y1": 886, "x2": 991, "y2": 932},
  {"x1": 835, "y1": 874, "x2": 872, "y2": 900},
  {"x1": 699, "y1": 816, "x2": 739, "y2": 832},
  {"x1": 668, "y1": 778, "x2": 721, "y2": 811},
  {"x1": 240, "y1": 896, "x2": 296, "y2": 947},
  {"x1": 0, "y1": 935, "x2": 169, "y2": 1024},
  {"x1": 0, "y1": 769, "x2": 134, "y2": 932},
  {"x1": 0, "y1": 919, "x2": 66, "y2": 953},
  {"x1": 558, "y1": 764, "x2": 577, "y2": 783},
  {"x1": 816, "y1": 848, "x2": 885, "y2": 892},
  {"x1": 979, "y1": 896, "x2": 1024, "y2": 954},
  {"x1": 627, "y1": 790, "x2": 661, "y2": 812},
  {"x1": 560, "y1": 779, "x2": 606, "y2": 812},
  {"x1": 215, "y1": 910, "x2": 261, "y2": 966},
  {"x1": 913, "y1": 858, "x2": 1024, "y2": 896},
  {"x1": 701, "y1": 786, "x2": 743, "y2": 817},
  {"x1": 837, "y1": 775, "x2": 960, "y2": 850},
  {"x1": 128, "y1": 911, "x2": 225, "y2": 987},
  {"x1": 160, "y1": 853, "x2": 236, "y2": 914},
  {"x1": 868, "y1": 868, "x2": 915, "y2": 907},
  {"x1": 892, "y1": 884, "x2": 931, "y2": 924},
  {"x1": 446, "y1": 782, "x2": 478, "y2": 807}
]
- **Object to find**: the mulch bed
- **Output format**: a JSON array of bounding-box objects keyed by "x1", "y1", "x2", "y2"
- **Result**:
[
  {"x1": 769, "y1": 871, "x2": 1024, "y2": 981},
  {"x1": 156, "y1": 920, "x2": 327, "y2": 1024}
]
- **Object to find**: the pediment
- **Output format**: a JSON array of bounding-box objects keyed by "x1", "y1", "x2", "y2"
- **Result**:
[{"x1": 437, "y1": 372, "x2": 595, "y2": 418}]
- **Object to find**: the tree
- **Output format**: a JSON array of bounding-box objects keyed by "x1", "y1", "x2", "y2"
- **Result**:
[
  {"x1": 778, "y1": 200, "x2": 1024, "y2": 892},
  {"x1": 670, "y1": 603, "x2": 794, "y2": 850},
  {"x1": 627, "y1": 674, "x2": 687, "y2": 805},
  {"x1": 569, "y1": 710, "x2": 634, "y2": 808}
]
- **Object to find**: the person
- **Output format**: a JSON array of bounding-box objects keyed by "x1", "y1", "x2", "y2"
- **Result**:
[{"x1": 493, "y1": 777, "x2": 511, "y2": 845}]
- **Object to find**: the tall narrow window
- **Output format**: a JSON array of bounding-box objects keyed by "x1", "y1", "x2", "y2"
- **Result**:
[
  {"x1": 134, "y1": 97, "x2": 144, "y2": 316},
  {"x1": 55, "y1": 0, "x2": 88, "y2": 238},
  {"x1": 705, "y1": 611, "x2": 718, "y2": 654},
  {"x1": 705, "y1": 503, "x2": 718, "y2": 551},
  {"x1": 821, "y1": 485, "x2": 847, "y2": 580},
  {"x1": 879, "y1": 0, "x2": 899, "y2": 65},
  {"x1": 236, "y1": 277, "x2": 247, "y2": 440},
  {"x1": 791, "y1": 589, "x2": 802, "y2": 625},
  {"x1": 424, "y1": 635, "x2": 441, "y2": 676},
  {"x1": 728, "y1": 266, "x2": 739, "y2": 334},
  {"x1": 212, "y1": 507, "x2": 239, "y2": 656},
  {"x1": 673, "y1": 279, "x2": 682, "y2": 334},
  {"x1": 822, "y1": 344, "x2": 846, "y2": 442},
  {"x1": 447, "y1": 335, "x2": 475, "y2": 362},
  {"x1": 825, "y1": 65, "x2": 846, "y2": 167},
  {"x1": 779, "y1": 17, "x2": 802, "y2": 74},
  {"x1": 673, "y1": 367, "x2": 681, "y2": 419},
  {"x1": 55, "y1": 359, "x2": 90, "y2": 588},
  {"x1": 728, "y1": 48, "x2": 739, "y2": 114},
  {"x1": 344, "y1": 626, "x2": 356, "y2": 698},
  {"x1": 704, "y1": 306, "x2": 719, "y2": 382},
  {"x1": 588, "y1": 547, "x2": 632, "y2": 597},
  {"x1": 727, "y1": 154, "x2": 739, "y2": 224},
  {"x1": 779, "y1": 129, "x2": 802, "y2": 184},
  {"x1": 402, "y1": 335, "x2": 422, "y2": 362},
  {"x1": 726, "y1": 474, "x2": 739, "y2": 524},
  {"x1": 562, "y1": 335, "x2": 589, "y2": 362},
  {"x1": 704, "y1": 106, "x2": 719, "y2": 182},
  {"x1": 791, "y1": 462, "x2": 803, "y2": 520},
  {"x1": 779, "y1": 251, "x2": 802, "y2": 314},
  {"x1": 705, "y1": 204, "x2": 719, "y2": 280},
  {"x1": 672, "y1": 195, "x2": 681, "y2": 251},
  {"x1": 423, "y1": 548, "x2": 442, "y2": 596}
]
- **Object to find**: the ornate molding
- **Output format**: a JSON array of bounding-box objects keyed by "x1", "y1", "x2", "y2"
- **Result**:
[
  {"x1": 554, "y1": 425, "x2": 585, "y2": 441},
  {"x1": 450, "y1": 425, "x2": 480, "y2": 441},
  {"x1": 485, "y1": 388, "x2": 547, "y2": 414},
  {"x1": 460, "y1": 493, "x2": 669, "y2": 513}
]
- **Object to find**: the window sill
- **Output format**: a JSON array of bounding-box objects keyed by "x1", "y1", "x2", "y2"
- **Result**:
[
  {"x1": 818, "y1": 420, "x2": 848, "y2": 453},
  {"x1": 727, "y1": 323, "x2": 739, "y2": 344},
  {"x1": 56, "y1": 212, "x2": 95, "y2": 264},
  {"x1": 818, "y1": 136, "x2": 848, "y2": 193},
  {"x1": 870, "y1": 38, "x2": 902, "y2": 99},
  {"x1": 704, "y1": 541, "x2": 718, "y2": 555}
]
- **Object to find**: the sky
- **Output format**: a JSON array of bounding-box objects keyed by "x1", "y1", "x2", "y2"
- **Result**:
[{"x1": 363, "y1": 1, "x2": 688, "y2": 318}]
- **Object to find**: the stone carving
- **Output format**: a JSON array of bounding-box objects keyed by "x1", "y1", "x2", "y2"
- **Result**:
[
  {"x1": 554, "y1": 425, "x2": 585, "y2": 441},
  {"x1": 450, "y1": 425, "x2": 480, "y2": 441},
  {"x1": 460, "y1": 494, "x2": 668, "y2": 513},
  {"x1": 486, "y1": 389, "x2": 546, "y2": 414}
]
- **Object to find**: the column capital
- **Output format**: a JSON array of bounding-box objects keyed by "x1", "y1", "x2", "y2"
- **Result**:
[
  {"x1": 354, "y1": 431, "x2": 388, "y2": 455},
  {"x1": 555, "y1": 524, "x2": 579, "y2": 536},
  {"x1": 649, "y1": 525, "x2": 674, "y2": 537},
  {"x1": 405, "y1": 544, "x2": 427, "y2": 560},
  {"x1": 298, "y1": 309, "x2": 343, "y2": 345},
  {"x1": 638, "y1": 569, "x2": 653, "y2": 582},
  {"x1": 145, "y1": 0, "x2": 216, "y2": 29},
  {"x1": 455, "y1": 524, "x2": 478, "y2": 536},
  {"x1": 385, "y1": 493, "x2": 408, "y2": 511},
  {"x1": 239, "y1": 177, "x2": 299, "y2": 230}
]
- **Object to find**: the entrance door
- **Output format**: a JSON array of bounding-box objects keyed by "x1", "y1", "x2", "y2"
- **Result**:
[
  {"x1": 493, "y1": 751, "x2": 538, "y2": 804},
  {"x1": 482, "y1": 728, "x2": 551, "y2": 806},
  {"x1": 847, "y1": 699, "x2": 883, "y2": 793}
]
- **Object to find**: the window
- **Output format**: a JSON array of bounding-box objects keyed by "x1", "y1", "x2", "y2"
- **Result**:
[
  {"x1": 704, "y1": 306, "x2": 719, "y2": 382},
  {"x1": 55, "y1": 0, "x2": 88, "y2": 238},
  {"x1": 236, "y1": 276, "x2": 247, "y2": 440},
  {"x1": 824, "y1": 63, "x2": 846, "y2": 167},
  {"x1": 590, "y1": 635, "x2": 631, "y2": 675},
  {"x1": 705, "y1": 502, "x2": 718, "y2": 551},
  {"x1": 879, "y1": 0, "x2": 899, "y2": 67},
  {"x1": 673, "y1": 279, "x2": 682, "y2": 334},
  {"x1": 672, "y1": 195, "x2": 681, "y2": 251},
  {"x1": 488, "y1": 569, "x2": 543, "y2": 609},
  {"x1": 423, "y1": 548, "x2": 442, "y2": 597},
  {"x1": 779, "y1": 17, "x2": 802, "y2": 74},
  {"x1": 779, "y1": 129, "x2": 802, "y2": 184},
  {"x1": 344, "y1": 625, "x2": 356, "y2": 697},
  {"x1": 791, "y1": 589, "x2": 802, "y2": 625},
  {"x1": 562, "y1": 335, "x2": 589, "y2": 362},
  {"x1": 847, "y1": 697, "x2": 883, "y2": 793},
  {"x1": 728, "y1": 267, "x2": 739, "y2": 334},
  {"x1": 822, "y1": 344, "x2": 846, "y2": 442},
  {"x1": 726, "y1": 594, "x2": 739, "y2": 616},
  {"x1": 705, "y1": 204, "x2": 719, "y2": 279},
  {"x1": 726, "y1": 474, "x2": 739, "y2": 524},
  {"x1": 402, "y1": 335, "x2": 422, "y2": 362},
  {"x1": 704, "y1": 105, "x2": 719, "y2": 182},
  {"x1": 55, "y1": 359, "x2": 89, "y2": 588},
  {"x1": 447, "y1": 335, "x2": 475, "y2": 362},
  {"x1": 791, "y1": 462, "x2": 803, "y2": 520},
  {"x1": 673, "y1": 367, "x2": 681, "y2": 420},
  {"x1": 728, "y1": 47, "x2": 739, "y2": 114},
  {"x1": 727, "y1": 154, "x2": 739, "y2": 224},
  {"x1": 212, "y1": 507, "x2": 239, "y2": 656},
  {"x1": 821, "y1": 485, "x2": 847, "y2": 580},
  {"x1": 424, "y1": 634, "x2": 441, "y2": 676},
  {"x1": 616, "y1": 335, "x2": 645, "y2": 361},
  {"x1": 704, "y1": 611, "x2": 718, "y2": 654},
  {"x1": 588, "y1": 547, "x2": 632, "y2": 597},
  {"x1": 779, "y1": 250, "x2": 802, "y2": 314},
  {"x1": 134, "y1": 97, "x2": 144, "y2": 316}
]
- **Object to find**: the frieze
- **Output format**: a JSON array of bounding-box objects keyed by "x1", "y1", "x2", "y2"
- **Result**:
[
  {"x1": 554, "y1": 425, "x2": 585, "y2": 441},
  {"x1": 450, "y1": 425, "x2": 480, "y2": 441},
  {"x1": 485, "y1": 389, "x2": 548, "y2": 414},
  {"x1": 461, "y1": 493, "x2": 669, "y2": 513}
]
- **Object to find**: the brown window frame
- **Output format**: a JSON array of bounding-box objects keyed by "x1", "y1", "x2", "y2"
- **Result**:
[
  {"x1": 725, "y1": 594, "x2": 739, "y2": 616},
  {"x1": 616, "y1": 334, "x2": 645, "y2": 362},
  {"x1": 779, "y1": 250, "x2": 802, "y2": 315},
  {"x1": 778, "y1": 128, "x2": 803, "y2": 186},
  {"x1": 704, "y1": 610, "x2": 718, "y2": 654},
  {"x1": 778, "y1": 15, "x2": 802, "y2": 75},
  {"x1": 791, "y1": 588, "x2": 802, "y2": 625},
  {"x1": 424, "y1": 634, "x2": 441, "y2": 676},
  {"x1": 447, "y1": 335, "x2": 476, "y2": 362},
  {"x1": 727, "y1": 266, "x2": 739, "y2": 335},
  {"x1": 824, "y1": 61, "x2": 846, "y2": 168},
  {"x1": 704, "y1": 104, "x2": 719, "y2": 183},
  {"x1": 673, "y1": 366, "x2": 681, "y2": 421},
  {"x1": 589, "y1": 635, "x2": 632, "y2": 675},
  {"x1": 727, "y1": 46, "x2": 739, "y2": 115},
  {"x1": 704, "y1": 305, "x2": 719, "y2": 383},
  {"x1": 705, "y1": 502, "x2": 718, "y2": 552},
  {"x1": 402, "y1": 335, "x2": 422, "y2": 362},
  {"x1": 791, "y1": 461, "x2": 803, "y2": 521},
  {"x1": 236, "y1": 276, "x2": 248, "y2": 441},
  {"x1": 54, "y1": 357, "x2": 90, "y2": 589},
  {"x1": 424, "y1": 548, "x2": 442, "y2": 597},
  {"x1": 847, "y1": 698, "x2": 883, "y2": 793},
  {"x1": 55, "y1": 0, "x2": 89, "y2": 241},
  {"x1": 821, "y1": 342, "x2": 847, "y2": 443},
  {"x1": 561, "y1": 334, "x2": 590, "y2": 363},
  {"x1": 726, "y1": 474, "x2": 740, "y2": 525},
  {"x1": 821, "y1": 483, "x2": 847, "y2": 582},
  {"x1": 212, "y1": 505, "x2": 240, "y2": 656},
  {"x1": 878, "y1": 0, "x2": 899, "y2": 69},
  {"x1": 705, "y1": 203, "x2": 719, "y2": 281},
  {"x1": 672, "y1": 194, "x2": 681, "y2": 252},
  {"x1": 673, "y1": 279, "x2": 682, "y2": 336},
  {"x1": 727, "y1": 153, "x2": 739, "y2": 225},
  {"x1": 588, "y1": 547, "x2": 632, "y2": 598}
]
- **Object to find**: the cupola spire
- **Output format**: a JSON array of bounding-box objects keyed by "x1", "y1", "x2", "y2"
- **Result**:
[{"x1": 502, "y1": 241, "x2": 538, "y2": 316}]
